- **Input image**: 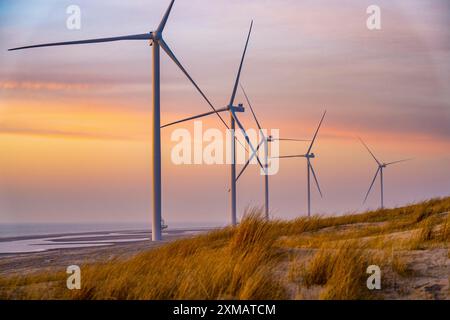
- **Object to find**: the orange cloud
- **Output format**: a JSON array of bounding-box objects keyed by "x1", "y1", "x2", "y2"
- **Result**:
[{"x1": 0, "y1": 100, "x2": 151, "y2": 141}]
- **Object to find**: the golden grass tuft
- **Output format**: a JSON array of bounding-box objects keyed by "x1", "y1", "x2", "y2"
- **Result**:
[
  {"x1": 291, "y1": 241, "x2": 380, "y2": 300},
  {"x1": 437, "y1": 214, "x2": 450, "y2": 242},
  {"x1": 1, "y1": 197, "x2": 449, "y2": 300},
  {"x1": 408, "y1": 216, "x2": 439, "y2": 250},
  {"x1": 0, "y1": 211, "x2": 286, "y2": 300},
  {"x1": 391, "y1": 252, "x2": 410, "y2": 277}
]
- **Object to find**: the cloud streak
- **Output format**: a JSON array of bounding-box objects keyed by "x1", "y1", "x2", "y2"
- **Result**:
[
  {"x1": 0, "y1": 80, "x2": 93, "y2": 91},
  {"x1": 0, "y1": 124, "x2": 145, "y2": 141}
]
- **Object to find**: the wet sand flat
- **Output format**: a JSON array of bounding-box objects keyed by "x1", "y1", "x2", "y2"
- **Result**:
[{"x1": 0, "y1": 228, "x2": 211, "y2": 277}]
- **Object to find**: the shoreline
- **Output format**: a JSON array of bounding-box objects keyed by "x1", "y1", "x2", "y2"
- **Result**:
[{"x1": 0, "y1": 228, "x2": 211, "y2": 277}]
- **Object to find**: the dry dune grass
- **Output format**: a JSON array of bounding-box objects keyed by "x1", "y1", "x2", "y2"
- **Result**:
[
  {"x1": 390, "y1": 253, "x2": 411, "y2": 277},
  {"x1": 0, "y1": 210, "x2": 287, "y2": 300},
  {"x1": 0, "y1": 197, "x2": 449, "y2": 300},
  {"x1": 279, "y1": 198, "x2": 450, "y2": 250},
  {"x1": 287, "y1": 241, "x2": 385, "y2": 300}
]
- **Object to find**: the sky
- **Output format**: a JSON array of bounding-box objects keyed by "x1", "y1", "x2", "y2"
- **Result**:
[{"x1": 0, "y1": 0, "x2": 449, "y2": 226}]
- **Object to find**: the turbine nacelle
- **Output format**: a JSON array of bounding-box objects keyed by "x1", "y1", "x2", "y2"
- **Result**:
[
  {"x1": 228, "y1": 104, "x2": 245, "y2": 113},
  {"x1": 306, "y1": 153, "x2": 316, "y2": 159}
]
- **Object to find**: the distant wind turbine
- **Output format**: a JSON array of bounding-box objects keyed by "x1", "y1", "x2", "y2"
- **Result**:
[
  {"x1": 274, "y1": 111, "x2": 327, "y2": 217},
  {"x1": 359, "y1": 138, "x2": 413, "y2": 209},
  {"x1": 161, "y1": 21, "x2": 263, "y2": 226},
  {"x1": 235, "y1": 85, "x2": 309, "y2": 219},
  {"x1": 9, "y1": 0, "x2": 228, "y2": 241}
]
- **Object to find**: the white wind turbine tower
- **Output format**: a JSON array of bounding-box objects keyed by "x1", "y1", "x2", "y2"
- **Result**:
[
  {"x1": 275, "y1": 111, "x2": 327, "y2": 217},
  {"x1": 235, "y1": 85, "x2": 309, "y2": 219},
  {"x1": 161, "y1": 21, "x2": 264, "y2": 226},
  {"x1": 359, "y1": 138, "x2": 412, "y2": 209},
  {"x1": 9, "y1": 0, "x2": 229, "y2": 241}
]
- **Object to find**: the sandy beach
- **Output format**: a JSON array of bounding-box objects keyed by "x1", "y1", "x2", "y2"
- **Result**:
[{"x1": 0, "y1": 228, "x2": 210, "y2": 277}]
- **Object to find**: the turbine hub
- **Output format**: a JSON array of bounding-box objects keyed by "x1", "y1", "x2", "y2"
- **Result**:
[{"x1": 152, "y1": 31, "x2": 162, "y2": 40}]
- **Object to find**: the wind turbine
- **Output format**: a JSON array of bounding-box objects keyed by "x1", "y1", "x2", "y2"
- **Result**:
[
  {"x1": 359, "y1": 138, "x2": 412, "y2": 209},
  {"x1": 9, "y1": 0, "x2": 228, "y2": 241},
  {"x1": 275, "y1": 111, "x2": 327, "y2": 217},
  {"x1": 161, "y1": 21, "x2": 263, "y2": 226},
  {"x1": 234, "y1": 85, "x2": 309, "y2": 219}
]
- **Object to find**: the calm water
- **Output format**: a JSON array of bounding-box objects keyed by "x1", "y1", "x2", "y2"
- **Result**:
[
  {"x1": 0, "y1": 222, "x2": 218, "y2": 254},
  {"x1": 0, "y1": 222, "x2": 221, "y2": 239},
  {"x1": 0, "y1": 223, "x2": 150, "y2": 239}
]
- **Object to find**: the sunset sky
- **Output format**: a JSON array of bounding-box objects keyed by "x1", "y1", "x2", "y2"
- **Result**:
[{"x1": 1, "y1": 0, "x2": 449, "y2": 226}]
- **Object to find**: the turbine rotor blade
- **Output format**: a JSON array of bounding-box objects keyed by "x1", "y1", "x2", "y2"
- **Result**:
[
  {"x1": 161, "y1": 107, "x2": 229, "y2": 128},
  {"x1": 273, "y1": 155, "x2": 306, "y2": 159},
  {"x1": 8, "y1": 33, "x2": 153, "y2": 51},
  {"x1": 363, "y1": 168, "x2": 380, "y2": 204},
  {"x1": 230, "y1": 109, "x2": 264, "y2": 170},
  {"x1": 240, "y1": 84, "x2": 263, "y2": 134},
  {"x1": 385, "y1": 158, "x2": 413, "y2": 166},
  {"x1": 236, "y1": 137, "x2": 265, "y2": 182},
  {"x1": 307, "y1": 110, "x2": 327, "y2": 154},
  {"x1": 274, "y1": 138, "x2": 310, "y2": 142},
  {"x1": 157, "y1": 0, "x2": 176, "y2": 33},
  {"x1": 161, "y1": 39, "x2": 254, "y2": 157},
  {"x1": 236, "y1": 160, "x2": 251, "y2": 184},
  {"x1": 235, "y1": 137, "x2": 252, "y2": 156},
  {"x1": 309, "y1": 161, "x2": 323, "y2": 198},
  {"x1": 358, "y1": 137, "x2": 381, "y2": 166},
  {"x1": 160, "y1": 39, "x2": 229, "y2": 129},
  {"x1": 229, "y1": 21, "x2": 253, "y2": 107}
]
